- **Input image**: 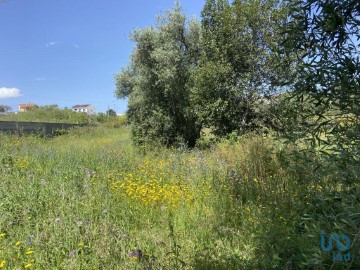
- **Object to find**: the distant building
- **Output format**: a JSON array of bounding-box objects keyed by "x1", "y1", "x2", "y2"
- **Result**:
[
  {"x1": 72, "y1": 104, "x2": 95, "y2": 115},
  {"x1": 18, "y1": 103, "x2": 36, "y2": 112}
]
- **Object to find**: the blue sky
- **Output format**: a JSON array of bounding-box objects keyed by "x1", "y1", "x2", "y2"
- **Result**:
[{"x1": 0, "y1": 0, "x2": 204, "y2": 113}]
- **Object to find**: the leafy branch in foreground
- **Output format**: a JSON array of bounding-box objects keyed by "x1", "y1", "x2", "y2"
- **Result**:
[{"x1": 280, "y1": 0, "x2": 360, "y2": 181}]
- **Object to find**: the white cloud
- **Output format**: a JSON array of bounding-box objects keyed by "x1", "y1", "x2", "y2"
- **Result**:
[
  {"x1": 46, "y1": 41, "x2": 57, "y2": 47},
  {"x1": 34, "y1": 77, "x2": 46, "y2": 81},
  {"x1": 73, "y1": 44, "x2": 80, "y2": 49},
  {"x1": 0, "y1": 87, "x2": 22, "y2": 99}
]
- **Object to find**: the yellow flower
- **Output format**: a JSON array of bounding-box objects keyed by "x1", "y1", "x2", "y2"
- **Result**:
[
  {"x1": 15, "y1": 241, "x2": 21, "y2": 246},
  {"x1": 24, "y1": 263, "x2": 32, "y2": 268},
  {"x1": 0, "y1": 260, "x2": 6, "y2": 268},
  {"x1": 25, "y1": 249, "x2": 34, "y2": 255},
  {"x1": 0, "y1": 233, "x2": 5, "y2": 238},
  {"x1": 78, "y1": 242, "x2": 84, "y2": 248}
]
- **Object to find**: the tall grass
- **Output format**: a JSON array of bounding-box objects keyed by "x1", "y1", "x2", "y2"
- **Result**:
[{"x1": 0, "y1": 126, "x2": 358, "y2": 269}]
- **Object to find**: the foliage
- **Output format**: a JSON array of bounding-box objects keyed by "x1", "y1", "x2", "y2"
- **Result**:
[
  {"x1": 106, "y1": 109, "x2": 117, "y2": 117},
  {"x1": 275, "y1": 2, "x2": 360, "y2": 268},
  {"x1": 95, "y1": 112, "x2": 108, "y2": 123},
  {"x1": 0, "y1": 106, "x2": 90, "y2": 124},
  {"x1": 115, "y1": 3, "x2": 202, "y2": 147},
  {"x1": 0, "y1": 105, "x2": 11, "y2": 113},
  {"x1": 96, "y1": 112, "x2": 122, "y2": 124},
  {"x1": 281, "y1": 0, "x2": 360, "y2": 182},
  {"x1": 0, "y1": 126, "x2": 358, "y2": 269},
  {"x1": 190, "y1": 0, "x2": 291, "y2": 137}
]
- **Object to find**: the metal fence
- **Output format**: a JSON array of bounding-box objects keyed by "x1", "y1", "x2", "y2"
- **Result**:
[{"x1": 0, "y1": 121, "x2": 84, "y2": 137}]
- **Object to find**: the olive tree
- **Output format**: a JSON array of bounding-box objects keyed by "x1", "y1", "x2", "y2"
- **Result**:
[
  {"x1": 115, "y1": 3, "x2": 201, "y2": 147},
  {"x1": 191, "y1": 0, "x2": 290, "y2": 137},
  {"x1": 281, "y1": 0, "x2": 360, "y2": 181}
]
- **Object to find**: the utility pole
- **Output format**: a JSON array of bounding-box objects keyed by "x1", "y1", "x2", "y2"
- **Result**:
[{"x1": 113, "y1": 101, "x2": 117, "y2": 115}]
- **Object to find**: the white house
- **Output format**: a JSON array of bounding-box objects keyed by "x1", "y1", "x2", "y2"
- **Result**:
[{"x1": 72, "y1": 104, "x2": 95, "y2": 115}]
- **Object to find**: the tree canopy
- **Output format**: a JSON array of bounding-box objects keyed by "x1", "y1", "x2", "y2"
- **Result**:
[
  {"x1": 0, "y1": 105, "x2": 11, "y2": 113},
  {"x1": 115, "y1": 0, "x2": 358, "y2": 150},
  {"x1": 191, "y1": 0, "x2": 290, "y2": 136},
  {"x1": 115, "y1": 3, "x2": 201, "y2": 147}
]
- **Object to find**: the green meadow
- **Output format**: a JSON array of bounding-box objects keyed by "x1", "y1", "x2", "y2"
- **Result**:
[{"x1": 0, "y1": 125, "x2": 359, "y2": 269}]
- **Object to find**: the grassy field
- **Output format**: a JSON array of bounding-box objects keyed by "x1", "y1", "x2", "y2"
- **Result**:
[{"x1": 0, "y1": 125, "x2": 358, "y2": 269}]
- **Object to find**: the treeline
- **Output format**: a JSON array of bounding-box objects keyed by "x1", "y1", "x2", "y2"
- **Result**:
[
  {"x1": 0, "y1": 105, "x2": 126, "y2": 126},
  {"x1": 116, "y1": 0, "x2": 290, "y2": 147},
  {"x1": 115, "y1": 0, "x2": 359, "y2": 152}
]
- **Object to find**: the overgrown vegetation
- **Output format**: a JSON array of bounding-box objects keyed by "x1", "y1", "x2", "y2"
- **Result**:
[
  {"x1": 0, "y1": 105, "x2": 126, "y2": 126},
  {"x1": 1, "y1": 0, "x2": 358, "y2": 269},
  {"x1": 1, "y1": 126, "x2": 358, "y2": 269},
  {"x1": 0, "y1": 106, "x2": 90, "y2": 124},
  {"x1": 191, "y1": 0, "x2": 293, "y2": 137},
  {"x1": 280, "y1": 0, "x2": 360, "y2": 183},
  {"x1": 112, "y1": 0, "x2": 360, "y2": 268},
  {"x1": 116, "y1": 1, "x2": 293, "y2": 146}
]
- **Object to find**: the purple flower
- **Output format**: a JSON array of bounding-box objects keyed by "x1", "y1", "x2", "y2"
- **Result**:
[
  {"x1": 27, "y1": 237, "x2": 33, "y2": 245},
  {"x1": 128, "y1": 249, "x2": 142, "y2": 260},
  {"x1": 68, "y1": 249, "x2": 76, "y2": 257}
]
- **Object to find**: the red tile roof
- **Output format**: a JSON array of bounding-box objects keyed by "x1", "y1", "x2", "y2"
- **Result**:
[{"x1": 19, "y1": 104, "x2": 35, "y2": 109}]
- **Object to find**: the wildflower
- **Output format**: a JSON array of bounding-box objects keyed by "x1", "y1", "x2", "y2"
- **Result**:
[
  {"x1": 76, "y1": 221, "x2": 83, "y2": 227},
  {"x1": 128, "y1": 249, "x2": 142, "y2": 260},
  {"x1": 27, "y1": 237, "x2": 33, "y2": 245},
  {"x1": 25, "y1": 249, "x2": 34, "y2": 255},
  {"x1": 0, "y1": 233, "x2": 5, "y2": 238},
  {"x1": 78, "y1": 242, "x2": 84, "y2": 248},
  {"x1": 16, "y1": 241, "x2": 21, "y2": 246},
  {"x1": 24, "y1": 263, "x2": 32, "y2": 268},
  {"x1": 0, "y1": 260, "x2": 5, "y2": 268}
]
